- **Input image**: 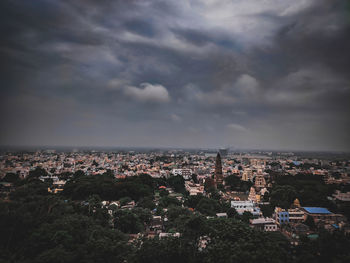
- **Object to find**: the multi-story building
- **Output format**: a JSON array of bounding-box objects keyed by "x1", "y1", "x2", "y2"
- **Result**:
[
  {"x1": 231, "y1": 200, "x2": 261, "y2": 216},
  {"x1": 302, "y1": 207, "x2": 346, "y2": 224},
  {"x1": 172, "y1": 168, "x2": 192, "y2": 180},
  {"x1": 333, "y1": 190, "x2": 350, "y2": 202},
  {"x1": 274, "y1": 207, "x2": 305, "y2": 225},
  {"x1": 250, "y1": 218, "x2": 278, "y2": 231}
]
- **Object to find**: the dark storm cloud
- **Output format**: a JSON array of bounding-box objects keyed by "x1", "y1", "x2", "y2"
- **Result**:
[{"x1": 0, "y1": 0, "x2": 349, "y2": 151}]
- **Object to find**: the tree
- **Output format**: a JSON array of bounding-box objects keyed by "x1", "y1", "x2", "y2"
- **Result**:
[
  {"x1": 114, "y1": 210, "x2": 143, "y2": 234},
  {"x1": 167, "y1": 175, "x2": 186, "y2": 193},
  {"x1": 204, "y1": 177, "x2": 216, "y2": 193},
  {"x1": 270, "y1": 185, "x2": 297, "y2": 209},
  {"x1": 227, "y1": 207, "x2": 238, "y2": 218},
  {"x1": 28, "y1": 167, "x2": 47, "y2": 179},
  {"x1": 1, "y1": 173, "x2": 20, "y2": 183},
  {"x1": 137, "y1": 197, "x2": 155, "y2": 210},
  {"x1": 158, "y1": 196, "x2": 181, "y2": 208},
  {"x1": 225, "y1": 174, "x2": 241, "y2": 190},
  {"x1": 304, "y1": 215, "x2": 316, "y2": 230},
  {"x1": 195, "y1": 197, "x2": 221, "y2": 216},
  {"x1": 240, "y1": 211, "x2": 254, "y2": 223},
  {"x1": 260, "y1": 204, "x2": 274, "y2": 218}
]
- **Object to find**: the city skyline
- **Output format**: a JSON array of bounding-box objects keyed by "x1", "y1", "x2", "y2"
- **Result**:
[{"x1": 1, "y1": 0, "x2": 350, "y2": 151}]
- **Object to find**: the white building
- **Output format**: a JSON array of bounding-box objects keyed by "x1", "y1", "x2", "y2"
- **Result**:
[
  {"x1": 231, "y1": 200, "x2": 261, "y2": 216},
  {"x1": 172, "y1": 168, "x2": 192, "y2": 180}
]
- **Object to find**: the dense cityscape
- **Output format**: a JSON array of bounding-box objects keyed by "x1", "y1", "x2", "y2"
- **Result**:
[
  {"x1": 1, "y1": 148, "x2": 350, "y2": 262},
  {"x1": 2, "y1": 0, "x2": 350, "y2": 262}
]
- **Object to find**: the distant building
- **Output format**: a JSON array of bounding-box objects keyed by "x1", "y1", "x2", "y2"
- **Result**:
[
  {"x1": 333, "y1": 190, "x2": 350, "y2": 202},
  {"x1": 248, "y1": 187, "x2": 257, "y2": 202},
  {"x1": 242, "y1": 168, "x2": 253, "y2": 181},
  {"x1": 301, "y1": 207, "x2": 345, "y2": 224},
  {"x1": 254, "y1": 175, "x2": 266, "y2": 188},
  {"x1": 274, "y1": 207, "x2": 305, "y2": 225},
  {"x1": 215, "y1": 153, "x2": 223, "y2": 185},
  {"x1": 250, "y1": 217, "x2": 278, "y2": 231},
  {"x1": 275, "y1": 208, "x2": 290, "y2": 225},
  {"x1": 172, "y1": 168, "x2": 192, "y2": 180},
  {"x1": 231, "y1": 200, "x2": 261, "y2": 216},
  {"x1": 159, "y1": 232, "x2": 180, "y2": 239},
  {"x1": 216, "y1": 213, "x2": 228, "y2": 218}
]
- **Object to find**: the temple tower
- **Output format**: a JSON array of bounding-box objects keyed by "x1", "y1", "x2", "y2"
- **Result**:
[{"x1": 215, "y1": 152, "x2": 223, "y2": 185}]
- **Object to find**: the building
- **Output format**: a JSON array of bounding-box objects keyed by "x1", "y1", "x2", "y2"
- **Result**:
[
  {"x1": 250, "y1": 217, "x2": 278, "y2": 231},
  {"x1": 172, "y1": 168, "x2": 192, "y2": 180},
  {"x1": 214, "y1": 153, "x2": 223, "y2": 185},
  {"x1": 231, "y1": 200, "x2": 261, "y2": 216},
  {"x1": 254, "y1": 174, "x2": 266, "y2": 188},
  {"x1": 288, "y1": 208, "x2": 305, "y2": 223},
  {"x1": 242, "y1": 168, "x2": 253, "y2": 181},
  {"x1": 248, "y1": 187, "x2": 257, "y2": 202},
  {"x1": 333, "y1": 190, "x2": 350, "y2": 202},
  {"x1": 216, "y1": 213, "x2": 228, "y2": 218},
  {"x1": 274, "y1": 207, "x2": 305, "y2": 225},
  {"x1": 275, "y1": 207, "x2": 290, "y2": 225},
  {"x1": 301, "y1": 207, "x2": 345, "y2": 224}
]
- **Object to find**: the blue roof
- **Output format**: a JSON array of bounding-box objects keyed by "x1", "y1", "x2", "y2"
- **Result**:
[{"x1": 302, "y1": 207, "x2": 331, "y2": 214}]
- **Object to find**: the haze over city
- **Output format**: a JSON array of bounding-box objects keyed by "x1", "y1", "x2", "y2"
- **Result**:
[{"x1": 1, "y1": 0, "x2": 350, "y2": 151}]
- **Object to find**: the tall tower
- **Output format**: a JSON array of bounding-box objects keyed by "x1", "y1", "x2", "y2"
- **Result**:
[{"x1": 215, "y1": 152, "x2": 223, "y2": 185}]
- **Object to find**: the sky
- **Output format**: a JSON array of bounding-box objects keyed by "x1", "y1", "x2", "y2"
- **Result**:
[{"x1": 1, "y1": 0, "x2": 350, "y2": 151}]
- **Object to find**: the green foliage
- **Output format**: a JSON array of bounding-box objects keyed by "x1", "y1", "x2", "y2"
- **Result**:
[
  {"x1": 158, "y1": 196, "x2": 181, "y2": 208},
  {"x1": 270, "y1": 185, "x2": 297, "y2": 209},
  {"x1": 272, "y1": 174, "x2": 335, "y2": 208},
  {"x1": 200, "y1": 219, "x2": 291, "y2": 263},
  {"x1": 224, "y1": 174, "x2": 240, "y2": 189},
  {"x1": 137, "y1": 196, "x2": 156, "y2": 210},
  {"x1": 184, "y1": 195, "x2": 229, "y2": 216},
  {"x1": 131, "y1": 237, "x2": 194, "y2": 263},
  {"x1": 0, "y1": 182, "x2": 130, "y2": 263},
  {"x1": 167, "y1": 175, "x2": 186, "y2": 194},
  {"x1": 260, "y1": 204, "x2": 274, "y2": 217},
  {"x1": 119, "y1": 196, "x2": 132, "y2": 206},
  {"x1": 224, "y1": 174, "x2": 253, "y2": 192},
  {"x1": 227, "y1": 207, "x2": 238, "y2": 218},
  {"x1": 196, "y1": 197, "x2": 222, "y2": 216},
  {"x1": 114, "y1": 209, "x2": 145, "y2": 234},
  {"x1": 28, "y1": 167, "x2": 48, "y2": 179},
  {"x1": 204, "y1": 177, "x2": 216, "y2": 193},
  {"x1": 304, "y1": 215, "x2": 316, "y2": 230},
  {"x1": 63, "y1": 174, "x2": 153, "y2": 201},
  {"x1": 240, "y1": 211, "x2": 254, "y2": 223},
  {"x1": 1, "y1": 172, "x2": 20, "y2": 183},
  {"x1": 2, "y1": 170, "x2": 350, "y2": 263},
  {"x1": 295, "y1": 230, "x2": 350, "y2": 263}
]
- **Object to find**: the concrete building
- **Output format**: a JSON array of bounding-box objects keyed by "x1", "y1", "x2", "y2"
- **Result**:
[
  {"x1": 172, "y1": 168, "x2": 193, "y2": 180},
  {"x1": 333, "y1": 190, "x2": 350, "y2": 202},
  {"x1": 254, "y1": 174, "x2": 266, "y2": 188},
  {"x1": 250, "y1": 217, "x2": 278, "y2": 231},
  {"x1": 231, "y1": 200, "x2": 261, "y2": 216}
]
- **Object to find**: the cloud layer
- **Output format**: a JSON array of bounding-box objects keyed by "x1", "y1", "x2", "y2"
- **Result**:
[{"x1": 0, "y1": 0, "x2": 349, "y2": 151}]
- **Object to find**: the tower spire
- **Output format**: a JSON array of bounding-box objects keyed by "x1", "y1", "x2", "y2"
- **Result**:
[{"x1": 215, "y1": 152, "x2": 223, "y2": 186}]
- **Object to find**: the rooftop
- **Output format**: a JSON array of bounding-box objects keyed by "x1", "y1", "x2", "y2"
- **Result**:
[{"x1": 302, "y1": 207, "x2": 331, "y2": 214}]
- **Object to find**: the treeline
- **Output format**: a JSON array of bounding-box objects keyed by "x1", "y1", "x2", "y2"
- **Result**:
[
  {"x1": 1, "y1": 173, "x2": 350, "y2": 262},
  {"x1": 62, "y1": 172, "x2": 186, "y2": 201}
]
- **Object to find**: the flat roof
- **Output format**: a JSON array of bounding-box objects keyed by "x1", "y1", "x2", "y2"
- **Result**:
[{"x1": 302, "y1": 207, "x2": 331, "y2": 214}]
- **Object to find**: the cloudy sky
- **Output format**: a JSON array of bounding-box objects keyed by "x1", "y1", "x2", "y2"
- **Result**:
[{"x1": 1, "y1": 0, "x2": 350, "y2": 151}]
